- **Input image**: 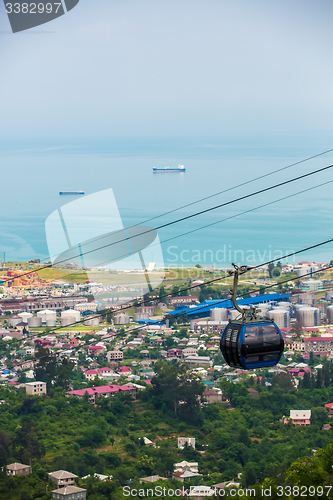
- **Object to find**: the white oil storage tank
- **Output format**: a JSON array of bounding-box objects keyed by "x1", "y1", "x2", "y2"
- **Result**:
[
  {"x1": 296, "y1": 306, "x2": 321, "y2": 327},
  {"x1": 210, "y1": 308, "x2": 228, "y2": 322},
  {"x1": 133, "y1": 313, "x2": 149, "y2": 322},
  {"x1": 266, "y1": 309, "x2": 290, "y2": 328},
  {"x1": 37, "y1": 309, "x2": 57, "y2": 323},
  {"x1": 61, "y1": 309, "x2": 80, "y2": 323},
  {"x1": 228, "y1": 309, "x2": 241, "y2": 321},
  {"x1": 28, "y1": 316, "x2": 42, "y2": 327},
  {"x1": 46, "y1": 318, "x2": 57, "y2": 327},
  {"x1": 8, "y1": 316, "x2": 21, "y2": 327},
  {"x1": 83, "y1": 315, "x2": 101, "y2": 326},
  {"x1": 61, "y1": 316, "x2": 76, "y2": 327},
  {"x1": 18, "y1": 312, "x2": 33, "y2": 322},
  {"x1": 275, "y1": 302, "x2": 291, "y2": 310},
  {"x1": 327, "y1": 305, "x2": 333, "y2": 324},
  {"x1": 114, "y1": 312, "x2": 130, "y2": 325}
]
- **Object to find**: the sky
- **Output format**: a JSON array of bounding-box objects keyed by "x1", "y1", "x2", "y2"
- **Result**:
[
  {"x1": 0, "y1": 0, "x2": 332, "y2": 142},
  {"x1": 1, "y1": 0, "x2": 333, "y2": 266}
]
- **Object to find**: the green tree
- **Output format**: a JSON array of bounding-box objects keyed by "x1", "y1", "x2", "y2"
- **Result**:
[
  {"x1": 0, "y1": 431, "x2": 10, "y2": 473},
  {"x1": 243, "y1": 461, "x2": 257, "y2": 487},
  {"x1": 138, "y1": 455, "x2": 155, "y2": 475},
  {"x1": 268, "y1": 263, "x2": 275, "y2": 278},
  {"x1": 290, "y1": 321, "x2": 303, "y2": 338},
  {"x1": 271, "y1": 372, "x2": 294, "y2": 391},
  {"x1": 286, "y1": 458, "x2": 327, "y2": 487}
]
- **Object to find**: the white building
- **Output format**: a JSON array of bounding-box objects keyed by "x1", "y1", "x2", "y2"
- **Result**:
[
  {"x1": 25, "y1": 381, "x2": 46, "y2": 395},
  {"x1": 178, "y1": 437, "x2": 195, "y2": 449}
]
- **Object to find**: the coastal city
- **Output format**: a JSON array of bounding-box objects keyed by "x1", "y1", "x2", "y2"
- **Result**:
[
  {"x1": 1, "y1": 259, "x2": 333, "y2": 498},
  {"x1": 1, "y1": 0, "x2": 333, "y2": 497}
]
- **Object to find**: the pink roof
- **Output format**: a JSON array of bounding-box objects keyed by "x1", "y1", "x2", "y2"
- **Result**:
[
  {"x1": 67, "y1": 384, "x2": 134, "y2": 397},
  {"x1": 144, "y1": 379, "x2": 152, "y2": 384},
  {"x1": 325, "y1": 403, "x2": 333, "y2": 408},
  {"x1": 88, "y1": 345, "x2": 104, "y2": 350},
  {"x1": 304, "y1": 337, "x2": 333, "y2": 342},
  {"x1": 118, "y1": 366, "x2": 131, "y2": 372},
  {"x1": 84, "y1": 370, "x2": 98, "y2": 375},
  {"x1": 97, "y1": 367, "x2": 113, "y2": 372}
]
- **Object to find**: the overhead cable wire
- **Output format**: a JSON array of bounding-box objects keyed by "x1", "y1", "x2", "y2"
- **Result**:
[
  {"x1": 13, "y1": 237, "x2": 333, "y2": 337},
  {"x1": 3, "y1": 259, "x2": 333, "y2": 359}
]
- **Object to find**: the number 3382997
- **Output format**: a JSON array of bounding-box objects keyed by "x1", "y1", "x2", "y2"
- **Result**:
[{"x1": 5, "y1": 3, "x2": 62, "y2": 14}]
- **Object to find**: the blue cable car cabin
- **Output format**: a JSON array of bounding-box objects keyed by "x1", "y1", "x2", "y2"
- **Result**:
[
  {"x1": 219, "y1": 263, "x2": 285, "y2": 370},
  {"x1": 220, "y1": 321, "x2": 284, "y2": 370}
]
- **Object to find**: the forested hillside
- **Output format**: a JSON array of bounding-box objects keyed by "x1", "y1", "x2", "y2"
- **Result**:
[{"x1": 1, "y1": 362, "x2": 333, "y2": 499}]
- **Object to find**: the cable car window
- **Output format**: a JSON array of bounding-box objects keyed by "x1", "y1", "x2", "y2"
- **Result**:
[
  {"x1": 243, "y1": 324, "x2": 282, "y2": 362},
  {"x1": 221, "y1": 325, "x2": 242, "y2": 367}
]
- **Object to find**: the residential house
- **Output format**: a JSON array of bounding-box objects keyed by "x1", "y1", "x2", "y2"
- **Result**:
[
  {"x1": 88, "y1": 346, "x2": 105, "y2": 356},
  {"x1": 188, "y1": 486, "x2": 215, "y2": 499},
  {"x1": 118, "y1": 366, "x2": 132, "y2": 375},
  {"x1": 203, "y1": 388, "x2": 223, "y2": 404},
  {"x1": 182, "y1": 348, "x2": 198, "y2": 357},
  {"x1": 51, "y1": 486, "x2": 86, "y2": 499},
  {"x1": 325, "y1": 402, "x2": 333, "y2": 416},
  {"x1": 7, "y1": 463, "x2": 31, "y2": 476},
  {"x1": 194, "y1": 321, "x2": 226, "y2": 335},
  {"x1": 178, "y1": 437, "x2": 195, "y2": 449},
  {"x1": 174, "y1": 461, "x2": 199, "y2": 473},
  {"x1": 139, "y1": 475, "x2": 167, "y2": 483},
  {"x1": 18, "y1": 360, "x2": 35, "y2": 371},
  {"x1": 284, "y1": 410, "x2": 311, "y2": 425},
  {"x1": 67, "y1": 384, "x2": 136, "y2": 404},
  {"x1": 168, "y1": 349, "x2": 183, "y2": 359},
  {"x1": 247, "y1": 388, "x2": 259, "y2": 399},
  {"x1": 143, "y1": 437, "x2": 156, "y2": 447},
  {"x1": 183, "y1": 356, "x2": 212, "y2": 367},
  {"x1": 304, "y1": 337, "x2": 333, "y2": 353},
  {"x1": 172, "y1": 470, "x2": 201, "y2": 482},
  {"x1": 25, "y1": 381, "x2": 46, "y2": 395},
  {"x1": 49, "y1": 470, "x2": 77, "y2": 487},
  {"x1": 97, "y1": 367, "x2": 115, "y2": 377},
  {"x1": 83, "y1": 369, "x2": 99, "y2": 381},
  {"x1": 213, "y1": 481, "x2": 241, "y2": 492},
  {"x1": 169, "y1": 295, "x2": 199, "y2": 306},
  {"x1": 284, "y1": 339, "x2": 305, "y2": 352},
  {"x1": 70, "y1": 339, "x2": 80, "y2": 348}
]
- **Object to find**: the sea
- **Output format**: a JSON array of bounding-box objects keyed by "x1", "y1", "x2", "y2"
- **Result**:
[{"x1": 1, "y1": 133, "x2": 333, "y2": 271}]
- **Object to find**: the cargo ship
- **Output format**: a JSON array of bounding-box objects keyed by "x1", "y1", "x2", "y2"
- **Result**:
[
  {"x1": 59, "y1": 191, "x2": 85, "y2": 195},
  {"x1": 153, "y1": 165, "x2": 185, "y2": 172}
]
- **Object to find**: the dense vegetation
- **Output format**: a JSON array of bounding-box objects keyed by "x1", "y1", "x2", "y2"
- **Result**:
[{"x1": 1, "y1": 361, "x2": 333, "y2": 499}]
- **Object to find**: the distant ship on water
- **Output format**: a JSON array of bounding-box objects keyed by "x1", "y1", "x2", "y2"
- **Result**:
[
  {"x1": 59, "y1": 191, "x2": 85, "y2": 195},
  {"x1": 153, "y1": 164, "x2": 185, "y2": 172}
]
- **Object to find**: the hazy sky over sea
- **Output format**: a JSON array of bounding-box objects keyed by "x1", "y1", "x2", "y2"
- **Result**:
[
  {"x1": 1, "y1": 0, "x2": 333, "y2": 266},
  {"x1": 0, "y1": 0, "x2": 332, "y2": 141}
]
